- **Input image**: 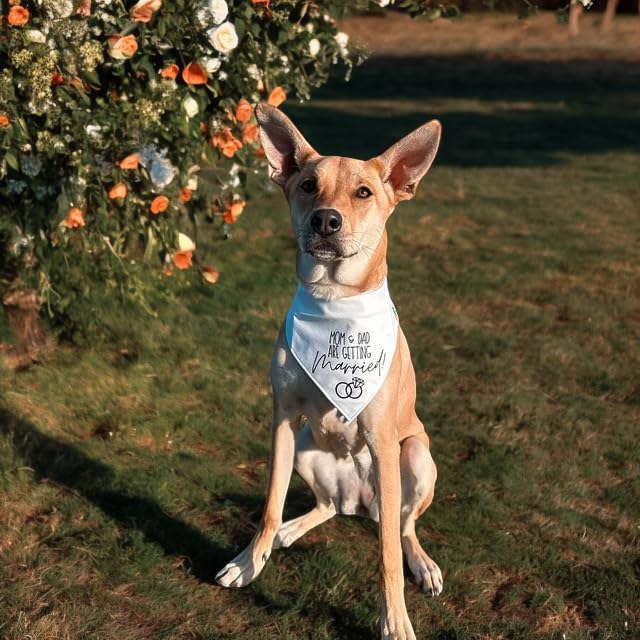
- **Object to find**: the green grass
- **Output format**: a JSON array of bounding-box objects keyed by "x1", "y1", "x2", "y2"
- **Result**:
[{"x1": 2, "y1": 19, "x2": 640, "y2": 640}]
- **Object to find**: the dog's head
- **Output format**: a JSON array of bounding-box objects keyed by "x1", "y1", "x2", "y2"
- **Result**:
[{"x1": 255, "y1": 104, "x2": 441, "y2": 292}]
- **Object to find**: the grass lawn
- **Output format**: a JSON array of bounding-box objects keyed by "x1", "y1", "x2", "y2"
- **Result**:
[{"x1": 1, "y1": 12, "x2": 639, "y2": 640}]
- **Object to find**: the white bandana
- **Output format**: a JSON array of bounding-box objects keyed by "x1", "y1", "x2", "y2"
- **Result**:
[{"x1": 285, "y1": 279, "x2": 399, "y2": 422}]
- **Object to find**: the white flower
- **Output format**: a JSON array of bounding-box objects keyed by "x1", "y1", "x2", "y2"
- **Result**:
[
  {"x1": 85, "y1": 124, "x2": 103, "y2": 142},
  {"x1": 208, "y1": 0, "x2": 228, "y2": 24},
  {"x1": 25, "y1": 30, "x2": 47, "y2": 44},
  {"x1": 335, "y1": 32, "x2": 349, "y2": 56},
  {"x1": 376, "y1": 0, "x2": 391, "y2": 5},
  {"x1": 309, "y1": 38, "x2": 320, "y2": 57},
  {"x1": 177, "y1": 232, "x2": 196, "y2": 252},
  {"x1": 201, "y1": 56, "x2": 221, "y2": 74},
  {"x1": 182, "y1": 96, "x2": 199, "y2": 118},
  {"x1": 246, "y1": 64, "x2": 260, "y2": 80},
  {"x1": 208, "y1": 22, "x2": 238, "y2": 54},
  {"x1": 187, "y1": 175, "x2": 199, "y2": 191}
]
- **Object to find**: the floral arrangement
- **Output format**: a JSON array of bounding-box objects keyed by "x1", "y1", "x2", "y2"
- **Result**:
[{"x1": 0, "y1": 0, "x2": 360, "y2": 332}]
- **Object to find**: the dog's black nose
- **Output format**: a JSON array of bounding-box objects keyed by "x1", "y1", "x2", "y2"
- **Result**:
[{"x1": 310, "y1": 209, "x2": 342, "y2": 236}]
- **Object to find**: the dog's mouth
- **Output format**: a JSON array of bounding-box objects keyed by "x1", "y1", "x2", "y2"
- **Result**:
[{"x1": 304, "y1": 239, "x2": 357, "y2": 262}]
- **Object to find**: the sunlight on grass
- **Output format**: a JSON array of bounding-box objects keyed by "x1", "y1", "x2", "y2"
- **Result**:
[{"x1": 2, "y1": 13, "x2": 639, "y2": 640}]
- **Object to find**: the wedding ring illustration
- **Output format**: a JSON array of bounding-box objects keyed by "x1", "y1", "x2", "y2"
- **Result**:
[{"x1": 335, "y1": 377, "x2": 365, "y2": 399}]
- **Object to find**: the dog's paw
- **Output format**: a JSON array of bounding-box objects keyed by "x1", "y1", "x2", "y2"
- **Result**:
[
  {"x1": 411, "y1": 552, "x2": 443, "y2": 597},
  {"x1": 216, "y1": 544, "x2": 271, "y2": 588},
  {"x1": 380, "y1": 604, "x2": 417, "y2": 640}
]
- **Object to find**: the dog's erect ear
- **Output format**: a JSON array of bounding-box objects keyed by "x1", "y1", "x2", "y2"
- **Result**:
[
  {"x1": 255, "y1": 104, "x2": 317, "y2": 187},
  {"x1": 376, "y1": 120, "x2": 441, "y2": 202}
]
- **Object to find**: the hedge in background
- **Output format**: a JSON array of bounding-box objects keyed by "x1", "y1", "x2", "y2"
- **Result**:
[{"x1": 0, "y1": 0, "x2": 360, "y2": 336}]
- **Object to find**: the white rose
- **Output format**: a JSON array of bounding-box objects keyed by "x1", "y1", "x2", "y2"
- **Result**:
[
  {"x1": 25, "y1": 30, "x2": 47, "y2": 44},
  {"x1": 208, "y1": 22, "x2": 238, "y2": 54},
  {"x1": 201, "y1": 56, "x2": 221, "y2": 74},
  {"x1": 85, "y1": 124, "x2": 102, "y2": 141},
  {"x1": 208, "y1": 0, "x2": 228, "y2": 23},
  {"x1": 335, "y1": 31, "x2": 349, "y2": 56},
  {"x1": 309, "y1": 38, "x2": 320, "y2": 57},
  {"x1": 182, "y1": 96, "x2": 199, "y2": 118}
]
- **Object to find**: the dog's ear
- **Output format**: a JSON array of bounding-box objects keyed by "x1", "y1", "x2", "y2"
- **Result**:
[
  {"x1": 255, "y1": 104, "x2": 317, "y2": 187},
  {"x1": 376, "y1": 120, "x2": 441, "y2": 202}
]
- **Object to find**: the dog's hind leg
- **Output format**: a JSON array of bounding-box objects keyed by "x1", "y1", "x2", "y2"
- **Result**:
[{"x1": 399, "y1": 431, "x2": 443, "y2": 596}]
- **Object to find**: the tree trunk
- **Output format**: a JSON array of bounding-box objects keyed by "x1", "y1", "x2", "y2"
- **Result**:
[
  {"x1": 1, "y1": 290, "x2": 55, "y2": 370},
  {"x1": 568, "y1": 2, "x2": 583, "y2": 36},
  {"x1": 602, "y1": 0, "x2": 620, "y2": 32}
]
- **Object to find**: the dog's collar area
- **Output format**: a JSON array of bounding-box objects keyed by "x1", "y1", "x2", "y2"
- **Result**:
[{"x1": 285, "y1": 279, "x2": 399, "y2": 422}]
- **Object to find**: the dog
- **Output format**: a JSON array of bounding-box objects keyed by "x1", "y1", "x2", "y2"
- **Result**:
[{"x1": 216, "y1": 104, "x2": 442, "y2": 640}]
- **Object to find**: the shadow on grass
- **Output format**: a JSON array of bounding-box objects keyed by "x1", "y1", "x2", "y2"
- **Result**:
[
  {"x1": 0, "y1": 407, "x2": 237, "y2": 584},
  {"x1": 1, "y1": 407, "x2": 376, "y2": 637},
  {"x1": 285, "y1": 54, "x2": 640, "y2": 164}
]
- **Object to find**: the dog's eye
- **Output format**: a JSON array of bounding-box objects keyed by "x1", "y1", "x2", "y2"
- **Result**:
[
  {"x1": 300, "y1": 178, "x2": 317, "y2": 194},
  {"x1": 356, "y1": 186, "x2": 373, "y2": 199}
]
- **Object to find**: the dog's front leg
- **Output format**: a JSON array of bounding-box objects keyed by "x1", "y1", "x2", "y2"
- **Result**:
[
  {"x1": 216, "y1": 407, "x2": 298, "y2": 588},
  {"x1": 363, "y1": 427, "x2": 416, "y2": 640}
]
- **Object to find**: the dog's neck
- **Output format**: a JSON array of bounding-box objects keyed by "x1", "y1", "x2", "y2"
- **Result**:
[{"x1": 296, "y1": 231, "x2": 388, "y2": 301}]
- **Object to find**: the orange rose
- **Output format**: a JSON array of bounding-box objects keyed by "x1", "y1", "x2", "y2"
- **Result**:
[
  {"x1": 179, "y1": 187, "x2": 192, "y2": 203},
  {"x1": 8, "y1": 6, "x2": 30, "y2": 26},
  {"x1": 182, "y1": 63, "x2": 207, "y2": 85},
  {"x1": 108, "y1": 182, "x2": 127, "y2": 200},
  {"x1": 235, "y1": 99, "x2": 253, "y2": 124},
  {"x1": 0, "y1": 114, "x2": 9, "y2": 128},
  {"x1": 172, "y1": 250, "x2": 193, "y2": 270},
  {"x1": 118, "y1": 153, "x2": 140, "y2": 170},
  {"x1": 242, "y1": 123, "x2": 259, "y2": 145},
  {"x1": 150, "y1": 195, "x2": 170, "y2": 214},
  {"x1": 160, "y1": 63, "x2": 179, "y2": 80},
  {"x1": 267, "y1": 86, "x2": 286, "y2": 107},
  {"x1": 77, "y1": 0, "x2": 92, "y2": 17},
  {"x1": 63, "y1": 207, "x2": 85, "y2": 228},
  {"x1": 255, "y1": 146, "x2": 266, "y2": 159},
  {"x1": 107, "y1": 34, "x2": 138, "y2": 60},
  {"x1": 223, "y1": 200, "x2": 246, "y2": 224},
  {"x1": 211, "y1": 127, "x2": 243, "y2": 158},
  {"x1": 130, "y1": 0, "x2": 161, "y2": 22},
  {"x1": 202, "y1": 266, "x2": 219, "y2": 284}
]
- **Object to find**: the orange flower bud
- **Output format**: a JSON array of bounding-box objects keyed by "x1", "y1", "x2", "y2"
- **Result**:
[
  {"x1": 63, "y1": 207, "x2": 85, "y2": 228},
  {"x1": 0, "y1": 114, "x2": 9, "y2": 128},
  {"x1": 150, "y1": 195, "x2": 170, "y2": 214},
  {"x1": 182, "y1": 63, "x2": 208, "y2": 85},
  {"x1": 172, "y1": 250, "x2": 193, "y2": 270},
  {"x1": 242, "y1": 123, "x2": 259, "y2": 145},
  {"x1": 179, "y1": 187, "x2": 193, "y2": 203},
  {"x1": 108, "y1": 182, "x2": 127, "y2": 200},
  {"x1": 107, "y1": 34, "x2": 138, "y2": 60},
  {"x1": 202, "y1": 266, "x2": 219, "y2": 284},
  {"x1": 267, "y1": 86, "x2": 286, "y2": 107},
  {"x1": 223, "y1": 200, "x2": 246, "y2": 224},
  {"x1": 211, "y1": 127, "x2": 243, "y2": 158},
  {"x1": 8, "y1": 6, "x2": 30, "y2": 26},
  {"x1": 235, "y1": 99, "x2": 253, "y2": 124},
  {"x1": 160, "y1": 63, "x2": 179, "y2": 80},
  {"x1": 118, "y1": 153, "x2": 141, "y2": 170},
  {"x1": 130, "y1": 0, "x2": 161, "y2": 22}
]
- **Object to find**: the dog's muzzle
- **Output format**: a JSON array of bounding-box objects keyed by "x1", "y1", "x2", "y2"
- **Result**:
[{"x1": 310, "y1": 209, "x2": 342, "y2": 236}]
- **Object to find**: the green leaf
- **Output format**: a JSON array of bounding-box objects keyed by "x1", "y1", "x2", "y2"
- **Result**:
[{"x1": 4, "y1": 151, "x2": 19, "y2": 171}]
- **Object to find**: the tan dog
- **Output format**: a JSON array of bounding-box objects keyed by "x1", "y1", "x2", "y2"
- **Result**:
[{"x1": 216, "y1": 104, "x2": 442, "y2": 640}]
